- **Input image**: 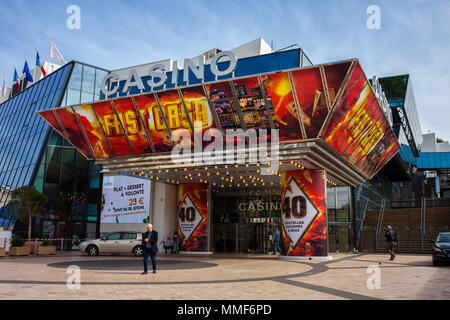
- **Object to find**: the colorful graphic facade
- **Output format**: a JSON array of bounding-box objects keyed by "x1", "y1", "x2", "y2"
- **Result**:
[
  {"x1": 37, "y1": 60, "x2": 400, "y2": 179},
  {"x1": 280, "y1": 170, "x2": 327, "y2": 256},
  {"x1": 177, "y1": 183, "x2": 208, "y2": 251}
]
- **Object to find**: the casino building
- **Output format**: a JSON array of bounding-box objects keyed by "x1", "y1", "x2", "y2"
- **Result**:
[{"x1": 0, "y1": 38, "x2": 423, "y2": 255}]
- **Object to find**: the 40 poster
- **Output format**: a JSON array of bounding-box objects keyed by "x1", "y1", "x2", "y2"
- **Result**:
[
  {"x1": 177, "y1": 183, "x2": 208, "y2": 251},
  {"x1": 280, "y1": 170, "x2": 327, "y2": 256}
]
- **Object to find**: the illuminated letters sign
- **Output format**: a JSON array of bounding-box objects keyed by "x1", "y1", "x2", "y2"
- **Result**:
[{"x1": 101, "y1": 51, "x2": 238, "y2": 96}]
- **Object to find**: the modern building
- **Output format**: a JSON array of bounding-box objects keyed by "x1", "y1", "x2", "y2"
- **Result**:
[{"x1": 0, "y1": 38, "x2": 425, "y2": 255}]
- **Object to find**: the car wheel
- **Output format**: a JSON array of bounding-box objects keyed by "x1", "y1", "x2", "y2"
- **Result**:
[
  {"x1": 87, "y1": 245, "x2": 99, "y2": 256},
  {"x1": 133, "y1": 245, "x2": 143, "y2": 257}
]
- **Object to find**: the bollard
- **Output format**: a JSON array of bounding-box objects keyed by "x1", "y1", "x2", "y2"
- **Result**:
[
  {"x1": 34, "y1": 238, "x2": 37, "y2": 256},
  {"x1": 60, "y1": 238, "x2": 64, "y2": 253}
]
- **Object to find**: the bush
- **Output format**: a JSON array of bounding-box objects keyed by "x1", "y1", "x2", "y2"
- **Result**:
[
  {"x1": 41, "y1": 240, "x2": 51, "y2": 246},
  {"x1": 11, "y1": 236, "x2": 25, "y2": 247}
]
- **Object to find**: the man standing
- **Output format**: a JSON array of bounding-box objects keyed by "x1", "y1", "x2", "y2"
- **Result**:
[
  {"x1": 385, "y1": 225, "x2": 397, "y2": 261},
  {"x1": 142, "y1": 224, "x2": 158, "y2": 274},
  {"x1": 273, "y1": 225, "x2": 281, "y2": 256},
  {"x1": 173, "y1": 231, "x2": 179, "y2": 254}
]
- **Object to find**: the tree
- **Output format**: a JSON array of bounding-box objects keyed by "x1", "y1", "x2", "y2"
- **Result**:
[
  {"x1": 10, "y1": 186, "x2": 48, "y2": 241},
  {"x1": 436, "y1": 137, "x2": 444, "y2": 143}
]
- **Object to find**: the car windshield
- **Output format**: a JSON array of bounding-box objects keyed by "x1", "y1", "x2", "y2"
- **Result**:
[{"x1": 436, "y1": 234, "x2": 450, "y2": 243}]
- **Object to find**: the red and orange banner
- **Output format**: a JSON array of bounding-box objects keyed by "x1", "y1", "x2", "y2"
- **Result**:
[
  {"x1": 280, "y1": 170, "x2": 327, "y2": 256},
  {"x1": 177, "y1": 183, "x2": 208, "y2": 252}
]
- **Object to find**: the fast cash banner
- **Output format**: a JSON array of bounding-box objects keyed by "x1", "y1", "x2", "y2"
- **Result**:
[
  {"x1": 280, "y1": 170, "x2": 327, "y2": 256},
  {"x1": 177, "y1": 183, "x2": 208, "y2": 251}
]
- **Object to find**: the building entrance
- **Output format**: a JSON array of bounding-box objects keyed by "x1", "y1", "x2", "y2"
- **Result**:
[{"x1": 211, "y1": 185, "x2": 281, "y2": 254}]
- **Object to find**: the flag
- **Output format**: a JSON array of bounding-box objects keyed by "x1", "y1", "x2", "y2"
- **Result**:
[
  {"x1": 2, "y1": 73, "x2": 6, "y2": 98},
  {"x1": 23, "y1": 60, "x2": 34, "y2": 82},
  {"x1": 49, "y1": 40, "x2": 66, "y2": 64},
  {"x1": 13, "y1": 68, "x2": 20, "y2": 92},
  {"x1": 35, "y1": 51, "x2": 47, "y2": 77}
]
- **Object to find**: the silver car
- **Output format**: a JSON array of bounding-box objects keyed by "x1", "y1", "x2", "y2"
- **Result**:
[{"x1": 80, "y1": 232, "x2": 143, "y2": 256}]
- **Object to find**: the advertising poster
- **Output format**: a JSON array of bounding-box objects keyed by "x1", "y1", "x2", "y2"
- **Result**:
[
  {"x1": 133, "y1": 94, "x2": 173, "y2": 152},
  {"x1": 100, "y1": 175, "x2": 151, "y2": 224},
  {"x1": 280, "y1": 170, "x2": 327, "y2": 256},
  {"x1": 261, "y1": 72, "x2": 304, "y2": 141},
  {"x1": 73, "y1": 104, "x2": 113, "y2": 158},
  {"x1": 54, "y1": 107, "x2": 95, "y2": 159},
  {"x1": 177, "y1": 183, "x2": 208, "y2": 251},
  {"x1": 181, "y1": 86, "x2": 216, "y2": 149},
  {"x1": 291, "y1": 67, "x2": 329, "y2": 138},
  {"x1": 112, "y1": 97, "x2": 153, "y2": 155},
  {"x1": 91, "y1": 100, "x2": 133, "y2": 156}
]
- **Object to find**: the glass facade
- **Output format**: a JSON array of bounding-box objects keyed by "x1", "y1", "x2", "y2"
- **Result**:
[
  {"x1": 60, "y1": 62, "x2": 109, "y2": 106},
  {"x1": 0, "y1": 61, "x2": 108, "y2": 239},
  {"x1": 0, "y1": 63, "x2": 72, "y2": 227}
]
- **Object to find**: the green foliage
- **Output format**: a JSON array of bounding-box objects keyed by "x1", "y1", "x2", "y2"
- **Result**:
[
  {"x1": 11, "y1": 236, "x2": 25, "y2": 247},
  {"x1": 10, "y1": 186, "x2": 48, "y2": 224},
  {"x1": 436, "y1": 137, "x2": 444, "y2": 143}
]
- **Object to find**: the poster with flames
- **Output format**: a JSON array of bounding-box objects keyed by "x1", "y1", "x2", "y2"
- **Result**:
[
  {"x1": 322, "y1": 64, "x2": 400, "y2": 177},
  {"x1": 177, "y1": 183, "x2": 208, "y2": 251},
  {"x1": 280, "y1": 170, "x2": 327, "y2": 256}
]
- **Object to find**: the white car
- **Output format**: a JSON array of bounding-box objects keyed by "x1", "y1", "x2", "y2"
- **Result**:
[{"x1": 80, "y1": 232, "x2": 143, "y2": 256}]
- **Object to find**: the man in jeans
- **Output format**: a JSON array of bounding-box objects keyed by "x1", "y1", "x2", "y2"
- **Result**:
[
  {"x1": 141, "y1": 224, "x2": 158, "y2": 274},
  {"x1": 273, "y1": 225, "x2": 281, "y2": 256},
  {"x1": 385, "y1": 225, "x2": 397, "y2": 261}
]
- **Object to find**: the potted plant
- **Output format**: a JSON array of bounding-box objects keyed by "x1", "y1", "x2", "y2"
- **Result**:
[
  {"x1": 9, "y1": 237, "x2": 30, "y2": 256},
  {"x1": 37, "y1": 240, "x2": 56, "y2": 255}
]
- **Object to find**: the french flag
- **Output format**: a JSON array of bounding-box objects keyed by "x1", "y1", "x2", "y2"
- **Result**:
[
  {"x1": 13, "y1": 68, "x2": 20, "y2": 92},
  {"x1": 36, "y1": 51, "x2": 47, "y2": 77}
]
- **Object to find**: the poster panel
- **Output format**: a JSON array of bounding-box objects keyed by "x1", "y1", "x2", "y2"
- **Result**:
[
  {"x1": 323, "y1": 61, "x2": 352, "y2": 107},
  {"x1": 177, "y1": 183, "x2": 208, "y2": 251},
  {"x1": 134, "y1": 94, "x2": 173, "y2": 152},
  {"x1": 91, "y1": 100, "x2": 133, "y2": 156},
  {"x1": 291, "y1": 67, "x2": 328, "y2": 138},
  {"x1": 54, "y1": 107, "x2": 95, "y2": 159},
  {"x1": 280, "y1": 170, "x2": 327, "y2": 256},
  {"x1": 261, "y1": 72, "x2": 303, "y2": 141},
  {"x1": 72, "y1": 104, "x2": 113, "y2": 158},
  {"x1": 100, "y1": 175, "x2": 151, "y2": 224},
  {"x1": 37, "y1": 110, "x2": 66, "y2": 138},
  {"x1": 205, "y1": 81, "x2": 241, "y2": 129},
  {"x1": 112, "y1": 97, "x2": 153, "y2": 154}
]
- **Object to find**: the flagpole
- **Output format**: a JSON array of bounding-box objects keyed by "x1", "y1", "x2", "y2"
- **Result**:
[{"x1": 34, "y1": 48, "x2": 37, "y2": 82}]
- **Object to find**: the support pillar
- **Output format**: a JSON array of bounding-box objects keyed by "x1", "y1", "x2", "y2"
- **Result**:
[{"x1": 280, "y1": 169, "x2": 328, "y2": 256}]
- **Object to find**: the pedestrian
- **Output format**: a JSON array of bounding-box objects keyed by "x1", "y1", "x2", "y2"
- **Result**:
[
  {"x1": 385, "y1": 225, "x2": 397, "y2": 261},
  {"x1": 273, "y1": 225, "x2": 281, "y2": 256},
  {"x1": 141, "y1": 223, "x2": 158, "y2": 274},
  {"x1": 161, "y1": 236, "x2": 173, "y2": 254},
  {"x1": 173, "y1": 231, "x2": 179, "y2": 254}
]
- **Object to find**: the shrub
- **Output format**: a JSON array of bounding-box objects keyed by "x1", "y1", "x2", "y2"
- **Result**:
[{"x1": 11, "y1": 237, "x2": 25, "y2": 247}]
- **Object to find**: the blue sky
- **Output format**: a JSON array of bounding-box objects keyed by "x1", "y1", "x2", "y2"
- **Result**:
[{"x1": 0, "y1": 0, "x2": 449, "y2": 140}]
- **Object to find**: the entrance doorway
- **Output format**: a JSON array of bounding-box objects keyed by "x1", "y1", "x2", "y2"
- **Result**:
[{"x1": 212, "y1": 186, "x2": 281, "y2": 254}]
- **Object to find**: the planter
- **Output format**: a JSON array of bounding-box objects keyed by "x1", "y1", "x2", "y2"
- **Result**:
[
  {"x1": 37, "y1": 245, "x2": 56, "y2": 255},
  {"x1": 9, "y1": 246, "x2": 30, "y2": 256},
  {"x1": 25, "y1": 241, "x2": 42, "y2": 254},
  {"x1": 0, "y1": 247, "x2": 5, "y2": 257}
]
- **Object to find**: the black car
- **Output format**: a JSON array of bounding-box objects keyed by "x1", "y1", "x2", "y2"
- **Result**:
[{"x1": 431, "y1": 232, "x2": 450, "y2": 266}]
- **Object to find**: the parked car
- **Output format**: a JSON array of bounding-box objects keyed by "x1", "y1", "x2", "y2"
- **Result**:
[
  {"x1": 431, "y1": 232, "x2": 450, "y2": 266},
  {"x1": 80, "y1": 232, "x2": 143, "y2": 257}
]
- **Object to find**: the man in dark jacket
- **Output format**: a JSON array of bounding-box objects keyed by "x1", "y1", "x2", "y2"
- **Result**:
[
  {"x1": 385, "y1": 225, "x2": 397, "y2": 261},
  {"x1": 141, "y1": 224, "x2": 158, "y2": 274}
]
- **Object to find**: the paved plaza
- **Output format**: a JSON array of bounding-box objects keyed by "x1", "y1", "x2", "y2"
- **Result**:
[{"x1": 0, "y1": 252, "x2": 448, "y2": 300}]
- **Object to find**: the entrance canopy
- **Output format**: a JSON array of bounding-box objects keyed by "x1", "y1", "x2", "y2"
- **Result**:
[{"x1": 37, "y1": 59, "x2": 399, "y2": 186}]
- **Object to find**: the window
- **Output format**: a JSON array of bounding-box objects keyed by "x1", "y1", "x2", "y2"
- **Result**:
[
  {"x1": 121, "y1": 233, "x2": 137, "y2": 240},
  {"x1": 104, "y1": 233, "x2": 121, "y2": 241}
]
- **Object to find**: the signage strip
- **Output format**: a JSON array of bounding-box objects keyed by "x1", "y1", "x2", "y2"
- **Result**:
[
  {"x1": 154, "y1": 93, "x2": 175, "y2": 145},
  {"x1": 177, "y1": 88, "x2": 196, "y2": 136}
]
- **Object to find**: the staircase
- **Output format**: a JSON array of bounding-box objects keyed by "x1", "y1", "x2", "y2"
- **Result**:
[{"x1": 358, "y1": 206, "x2": 450, "y2": 253}]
